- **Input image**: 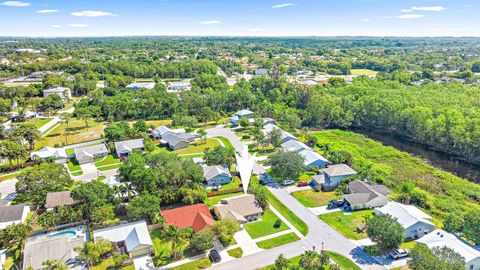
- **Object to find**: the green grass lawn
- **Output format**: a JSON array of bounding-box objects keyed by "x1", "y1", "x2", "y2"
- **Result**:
[
  {"x1": 256, "y1": 233, "x2": 300, "y2": 249},
  {"x1": 257, "y1": 256, "x2": 302, "y2": 270},
  {"x1": 151, "y1": 229, "x2": 175, "y2": 266},
  {"x1": 25, "y1": 117, "x2": 52, "y2": 129},
  {"x1": 400, "y1": 241, "x2": 417, "y2": 250},
  {"x1": 245, "y1": 209, "x2": 289, "y2": 239},
  {"x1": 169, "y1": 258, "x2": 211, "y2": 270},
  {"x1": 205, "y1": 192, "x2": 243, "y2": 208},
  {"x1": 351, "y1": 69, "x2": 378, "y2": 76},
  {"x1": 97, "y1": 163, "x2": 121, "y2": 171},
  {"x1": 227, "y1": 247, "x2": 243, "y2": 258},
  {"x1": 220, "y1": 176, "x2": 241, "y2": 190},
  {"x1": 318, "y1": 210, "x2": 372, "y2": 240},
  {"x1": 91, "y1": 258, "x2": 114, "y2": 270},
  {"x1": 292, "y1": 189, "x2": 337, "y2": 208},
  {"x1": 67, "y1": 158, "x2": 81, "y2": 172},
  {"x1": 325, "y1": 251, "x2": 361, "y2": 270},
  {"x1": 174, "y1": 138, "x2": 220, "y2": 155},
  {"x1": 213, "y1": 136, "x2": 235, "y2": 150},
  {"x1": 95, "y1": 154, "x2": 121, "y2": 167}
]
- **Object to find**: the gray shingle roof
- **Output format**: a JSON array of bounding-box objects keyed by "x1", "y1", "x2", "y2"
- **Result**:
[
  {"x1": 74, "y1": 144, "x2": 108, "y2": 161},
  {"x1": 323, "y1": 164, "x2": 357, "y2": 177},
  {"x1": 0, "y1": 205, "x2": 28, "y2": 223},
  {"x1": 203, "y1": 165, "x2": 231, "y2": 181},
  {"x1": 114, "y1": 138, "x2": 144, "y2": 154}
]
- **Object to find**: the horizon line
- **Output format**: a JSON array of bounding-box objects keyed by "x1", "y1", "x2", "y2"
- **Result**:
[{"x1": 1, "y1": 35, "x2": 480, "y2": 39}]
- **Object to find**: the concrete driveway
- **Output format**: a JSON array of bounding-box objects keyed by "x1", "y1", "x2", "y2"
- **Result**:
[
  {"x1": 79, "y1": 162, "x2": 97, "y2": 174},
  {"x1": 0, "y1": 179, "x2": 17, "y2": 199}
]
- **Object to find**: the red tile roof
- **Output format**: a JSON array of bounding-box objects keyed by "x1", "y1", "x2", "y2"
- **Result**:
[{"x1": 161, "y1": 204, "x2": 215, "y2": 232}]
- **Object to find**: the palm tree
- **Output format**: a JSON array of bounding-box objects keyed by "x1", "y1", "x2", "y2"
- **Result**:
[
  {"x1": 198, "y1": 129, "x2": 207, "y2": 144},
  {"x1": 62, "y1": 113, "x2": 72, "y2": 145},
  {"x1": 299, "y1": 251, "x2": 322, "y2": 270},
  {"x1": 164, "y1": 225, "x2": 189, "y2": 260}
]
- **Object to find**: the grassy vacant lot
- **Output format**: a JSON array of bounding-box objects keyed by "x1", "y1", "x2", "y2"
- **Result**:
[
  {"x1": 245, "y1": 209, "x2": 289, "y2": 239},
  {"x1": 169, "y1": 258, "x2": 211, "y2": 270},
  {"x1": 204, "y1": 192, "x2": 243, "y2": 208},
  {"x1": 174, "y1": 138, "x2": 220, "y2": 155},
  {"x1": 25, "y1": 117, "x2": 52, "y2": 128},
  {"x1": 325, "y1": 251, "x2": 361, "y2": 270},
  {"x1": 351, "y1": 69, "x2": 378, "y2": 76},
  {"x1": 311, "y1": 130, "x2": 480, "y2": 221},
  {"x1": 318, "y1": 210, "x2": 372, "y2": 240},
  {"x1": 292, "y1": 189, "x2": 337, "y2": 208},
  {"x1": 97, "y1": 164, "x2": 121, "y2": 171},
  {"x1": 256, "y1": 233, "x2": 300, "y2": 249},
  {"x1": 227, "y1": 247, "x2": 243, "y2": 258},
  {"x1": 128, "y1": 119, "x2": 172, "y2": 128},
  {"x1": 36, "y1": 118, "x2": 106, "y2": 149}
]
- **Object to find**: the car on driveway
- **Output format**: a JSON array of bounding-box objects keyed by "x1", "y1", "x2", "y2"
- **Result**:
[
  {"x1": 327, "y1": 199, "x2": 345, "y2": 210},
  {"x1": 208, "y1": 249, "x2": 222, "y2": 263},
  {"x1": 297, "y1": 181, "x2": 310, "y2": 187},
  {"x1": 282, "y1": 180, "x2": 295, "y2": 186},
  {"x1": 389, "y1": 248, "x2": 409, "y2": 259}
]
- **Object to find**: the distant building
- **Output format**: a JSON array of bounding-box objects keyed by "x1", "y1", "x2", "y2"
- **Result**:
[
  {"x1": 43, "y1": 87, "x2": 71, "y2": 99},
  {"x1": 167, "y1": 81, "x2": 191, "y2": 93},
  {"x1": 281, "y1": 140, "x2": 309, "y2": 152},
  {"x1": 73, "y1": 144, "x2": 109, "y2": 164},
  {"x1": 230, "y1": 109, "x2": 255, "y2": 124},
  {"x1": 30, "y1": 147, "x2": 68, "y2": 164},
  {"x1": 161, "y1": 204, "x2": 215, "y2": 233},
  {"x1": 343, "y1": 180, "x2": 388, "y2": 211},
  {"x1": 125, "y1": 82, "x2": 156, "y2": 90},
  {"x1": 114, "y1": 138, "x2": 144, "y2": 156},
  {"x1": 203, "y1": 164, "x2": 232, "y2": 186},
  {"x1": 417, "y1": 230, "x2": 480, "y2": 270},
  {"x1": 0, "y1": 204, "x2": 30, "y2": 229},
  {"x1": 375, "y1": 202, "x2": 435, "y2": 239},
  {"x1": 312, "y1": 164, "x2": 357, "y2": 191},
  {"x1": 214, "y1": 194, "x2": 263, "y2": 224}
]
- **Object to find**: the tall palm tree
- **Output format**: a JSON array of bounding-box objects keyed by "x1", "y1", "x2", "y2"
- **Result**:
[
  {"x1": 164, "y1": 225, "x2": 189, "y2": 260},
  {"x1": 62, "y1": 113, "x2": 72, "y2": 145},
  {"x1": 299, "y1": 251, "x2": 322, "y2": 270}
]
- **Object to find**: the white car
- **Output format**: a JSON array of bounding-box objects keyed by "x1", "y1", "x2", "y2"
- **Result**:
[
  {"x1": 282, "y1": 180, "x2": 295, "y2": 186},
  {"x1": 389, "y1": 248, "x2": 409, "y2": 259}
]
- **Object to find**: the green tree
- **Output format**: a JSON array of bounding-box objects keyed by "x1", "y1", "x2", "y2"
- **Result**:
[
  {"x1": 366, "y1": 214, "x2": 404, "y2": 250},
  {"x1": 443, "y1": 212, "x2": 464, "y2": 233},
  {"x1": 239, "y1": 117, "x2": 249, "y2": 129},
  {"x1": 212, "y1": 218, "x2": 240, "y2": 246},
  {"x1": 71, "y1": 181, "x2": 116, "y2": 218},
  {"x1": 75, "y1": 239, "x2": 113, "y2": 267},
  {"x1": 74, "y1": 106, "x2": 92, "y2": 129},
  {"x1": 164, "y1": 225, "x2": 191, "y2": 260},
  {"x1": 463, "y1": 210, "x2": 480, "y2": 245},
  {"x1": 0, "y1": 141, "x2": 27, "y2": 168},
  {"x1": 204, "y1": 145, "x2": 235, "y2": 166},
  {"x1": 299, "y1": 251, "x2": 323, "y2": 270},
  {"x1": 91, "y1": 204, "x2": 116, "y2": 224},
  {"x1": 133, "y1": 120, "x2": 148, "y2": 133},
  {"x1": 268, "y1": 151, "x2": 306, "y2": 181},
  {"x1": 189, "y1": 228, "x2": 215, "y2": 252},
  {"x1": 127, "y1": 193, "x2": 161, "y2": 220},
  {"x1": 267, "y1": 128, "x2": 283, "y2": 148},
  {"x1": 0, "y1": 223, "x2": 32, "y2": 251},
  {"x1": 13, "y1": 124, "x2": 40, "y2": 151},
  {"x1": 409, "y1": 243, "x2": 465, "y2": 270},
  {"x1": 273, "y1": 254, "x2": 289, "y2": 270}
]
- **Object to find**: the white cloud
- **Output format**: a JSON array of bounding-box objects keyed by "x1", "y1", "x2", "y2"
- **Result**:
[
  {"x1": 0, "y1": 1, "x2": 30, "y2": 7},
  {"x1": 412, "y1": 6, "x2": 446, "y2": 12},
  {"x1": 464, "y1": 4, "x2": 473, "y2": 7},
  {"x1": 68, "y1": 23, "x2": 88, "y2": 28},
  {"x1": 36, "y1": 9, "x2": 58, "y2": 13},
  {"x1": 271, "y1": 3, "x2": 296, "y2": 9},
  {"x1": 360, "y1": 18, "x2": 370, "y2": 22},
  {"x1": 251, "y1": 27, "x2": 264, "y2": 32},
  {"x1": 200, "y1": 20, "x2": 220, "y2": 25},
  {"x1": 51, "y1": 24, "x2": 62, "y2": 28},
  {"x1": 401, "y1": 9, "x2": 413, "y2": 13},
  {"x1": 70, "y1": 10, "x2": 117, "y2": 17},
  {"x1": 395, "y1": 14, "x2": 424, "y2": 19}
]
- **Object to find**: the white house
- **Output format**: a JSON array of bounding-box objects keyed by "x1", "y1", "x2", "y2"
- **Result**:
[
  {"x1": 374, "y1": 201, "x2": 435, "y2": 239},
  {"x1": 125, "y1": 82, "x2": 156, "y2": 90},
  {"x1": 30, "y1": 147, "x2": 68, "y2": 164},
  {"x1": 114, "y1": 138, "x2": 144, "y2": 156},
  {"x1": 417, "y1": 230, "x2": 480, "y2": 270},
  {"x1": 93, "y1": 221, "x2": 153, "y2": 258},
  {"x1": 0, "y1": 205, "x2": 30, "y2": 229},
  {"x1": 43, "y1": 87, "x2": 71, "y2": 99},
  {"x1": 167, "y1": 81, "x2": 191, "y2": 93}
]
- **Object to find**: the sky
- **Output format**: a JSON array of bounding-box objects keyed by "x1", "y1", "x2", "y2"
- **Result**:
[{"x1": 0, "y1": 0, "x2": 478, "y2": 37}]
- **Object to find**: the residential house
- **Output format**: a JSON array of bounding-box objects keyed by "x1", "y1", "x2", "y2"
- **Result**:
[
  {"x1": 214, "y1": 194, "x2": 264, "y2": 224},
  {"x1": 0, "y1": 204, "x2": 30, "y2": 229},
  {"x1": 312, "y1": 164, "x2": 357, "y2": 191},
  {"x1": 203, "y1": 164, "x2": 232, "y2": 186},
  {"x1": 73, "y1": 143, "x2": 109, "y2": 164},
  {"x1": 125, "y1": 82, "x2": 156, "y2": 90},
  {"x1": 374, "y1": 202, "x2": 435, "y2": 239},
  {"x1": 281, "y1": 140, "x2": 310, "y2": 152},
  {"x1": 114, "y1": 138, "x2": 144, "y2": 156},
  {"x1": 262, "y1": 118, "x2": 276, "y2": 125},
  {"x1": 343, "y1": 180, "x2": 388, "y2": 211},
  {"x1": 23, "y1": 234, "x2": 84, "y2": 270},
  {"x1": 417, "y1": 230, "x2": 480, "y2": 270},
  {"x1": 30, "y1": 147, "x2": 68, "y2": 164},
  {"x1": 45, "y1": 191, "x2": 77, "y2": 211},
  {"x1": 151, "y1": 125, "x2": 173, "y2": 139},
  {"x1": 230, "y1": 109, "x2": 254, "y2": 124},
  {"x1": 298, "y1": 149, "x2": 329, "y2": 169},
  {"x1": 161, "y1": 132, "x2": 190, "y2": 150},
  {"x1": 167, "y1": 81, "x2": 191, "y2": 93},
  {"x1": 93, "y1": 221, "x2": 153, "y2": 258},
  {"x1": 161, "y1": 204, "x2": 215, "y2": 233},
  {"x1": 254, "y1": 69, "x2": 268, "y2": 77},
  {"x1": 43, "y1": 87, "x2": 72, "y2": 99}
]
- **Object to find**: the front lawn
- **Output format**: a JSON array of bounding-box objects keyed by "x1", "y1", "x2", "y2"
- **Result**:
[
  {"x1": 318, "y1": 210, "x2": 372, "y2": 240},
  {"x1": 245, "y1": 209, "x2": 289, "y2": 239},
  {"x1": 227, "y1": 247, "x2": 243, "y2": 258},
  {"x1": 325, "y1": 251, "x2": 361, "y2": 270},
  {"x1": 256, "y1": 232, "x2": 300, "y2": 249},
  {"x1": 97, "y1": 164, "x2": 121, "y2": 171},
  {"x1": 292, "y1": 189, "x2": 337, "y2": 208},
  {"x1": 91, "y1": 258, "x2": 114, "y2": 270},
  {"x1": 67, "y1": 158, "x2": 81, "y2": 172},
  {"x1": 205, "y1": 192, "x2": 243, "y2": 208},
  {"x1": 95, "y1": 154, "x2": 121, "y2": 167},
  {"x1": 174, "y1": 138, "x2": 220, "y2": 155},
  {"x1": 169, "y1": 258, "x2": 211, "y2": 270},
  {"x1": 213, "y1": 136, "x2": 234, "y2": 150}
]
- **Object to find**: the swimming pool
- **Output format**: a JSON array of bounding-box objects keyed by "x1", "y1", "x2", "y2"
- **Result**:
[{"x1": 48, "y1": 230, "x2": 76, "y2": 238}]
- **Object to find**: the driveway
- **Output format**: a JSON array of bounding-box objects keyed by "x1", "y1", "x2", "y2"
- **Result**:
[
  {"x1": 133, "y1": 254, "x2": 155, "y2": 270},
  {"x1": 0, "y1": 179, "x2": 17, "y2": 199},
  {"x1": 73, "y1": 168, "x2": 119, "y2": 182},
  {"x1": 37, "y1": 116, "x2": 60, "y2": 133},
  {"x1": 79, "y1": 162, "x2": 97, "y2": 174}
]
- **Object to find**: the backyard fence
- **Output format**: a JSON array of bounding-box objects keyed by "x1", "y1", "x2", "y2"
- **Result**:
[{"x1": 207, "y1": 187, "x2": 243, "y2": 197}]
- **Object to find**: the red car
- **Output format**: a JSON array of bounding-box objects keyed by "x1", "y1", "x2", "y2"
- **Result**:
[{"x1": 297, "y1": 181, "x2": 310, "y2": 187}]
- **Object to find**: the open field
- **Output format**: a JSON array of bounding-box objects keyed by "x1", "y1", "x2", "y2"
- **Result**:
[
  {"x1": 36, "y1": 119, "x2": 106, "y2": 149},
  {"x1": 318, "y1": 210, "x2": 372, "y2": 240},
  {"x1": 292, "y1": 189, "x2": 337, "y2": 208},
  {"x1": 350, "y1": 69, "x2": 378, "y2": 76},
  {"x1": 24, "y1": 117, "x2": 52, "y2": 128}
]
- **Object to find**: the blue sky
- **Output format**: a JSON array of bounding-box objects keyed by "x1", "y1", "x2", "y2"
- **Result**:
[{"x1": 0, "y1": 0, "x2": 478, "y2": 37}]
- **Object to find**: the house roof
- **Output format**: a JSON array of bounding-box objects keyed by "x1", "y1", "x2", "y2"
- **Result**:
[
  {"x1": 298, "y1": 149, "x2": 329, "y2": 165},
  {"x1": 23, "y1": 235, "x2": 84, "y2": 270},
  {"x1": 281, "y1": 139, "x2": 310, "y2": 152},
  {"x1": 163, "y1": 132, "x2": 189, "y2": 147},
  {"x1": 114, "y1": 138, "x2": 144, "y2": 154},
  {"x1": 417, "y1": 230, "x2": 480, "y2": 263},
  {"x1": 0, "y1": 205, "x2": 28, "y2": 223},
  {"x1": 263, "y1": 123, "x2": 279, "y2": 133},
  {"x1": 203, "y1": 165, "x2": 231, "y2": 181},
  {"x1": 94, "y1": 221, "x2": 152, "y2": 252},
  {"x1": 45, "y1": 191, "x2": 77, "y2": 209},
  {"x1": 348, "y1": 180, "x2": 389, "y2": 196},
  {"x1": 43, "y1": 87, "x2": 70, "y2": 93},
  {"x1": 375, "y1": 202, "x2": 433, "y2": 229},
  {"x1": 126, "y1": 82, "x2": 156, "y2": 90},
  {"x1": 214, "y1": 194, "x2": 263, "y2": 222},
  {"x1": 30, "y1": 147, "x2": 67, "y2": 159},
  {"x1": 152, "y1": 126, "x2": 172, "y2": 137},
  {"x1": 323, "y1": 164, "x2": 357, "y2": 177},
  {"x1": 73, "y1": 144, "x2": 108, "y2": 161},
  {"x1": 161, "y1": 204, "x2": 215, "y2": 232}
]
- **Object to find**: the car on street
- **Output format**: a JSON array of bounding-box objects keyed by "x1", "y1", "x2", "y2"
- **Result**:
[
  {"x1": 260, "y1": 173, "x2": 276, "y2": 185},
  {"x1": 389, "y1": 248, "x2": 409, "y2": 259},
  {"x1": 208, "y1": 249, "x2": 222, "y2": 263},
  {"x1": 282, "y1": 179, "x2": 295, "y2": 186}
]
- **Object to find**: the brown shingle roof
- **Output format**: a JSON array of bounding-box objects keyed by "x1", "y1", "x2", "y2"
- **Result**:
[
  {"x1": 45, "y1": 191, "x2": 76, "y2": 209},
  {"x1": 214, "y1": 194, "x2": 263, "y2": 222}
]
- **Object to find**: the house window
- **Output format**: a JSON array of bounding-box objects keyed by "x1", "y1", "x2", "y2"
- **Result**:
[{"x1": 469, "y1": 265, "x2": 473, "y2": 270}]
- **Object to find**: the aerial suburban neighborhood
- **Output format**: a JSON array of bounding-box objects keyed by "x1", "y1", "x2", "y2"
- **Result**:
[{"x1": 0, "y1": 2, "x2": 480, "y2": 270}]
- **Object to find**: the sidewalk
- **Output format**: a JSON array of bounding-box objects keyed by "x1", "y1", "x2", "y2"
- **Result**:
[{"x1": 37, "y1": 116, "x2": 59, "y2": 133}]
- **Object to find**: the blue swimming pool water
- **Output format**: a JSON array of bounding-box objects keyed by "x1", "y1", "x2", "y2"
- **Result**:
[{"x1": 49, "y1": 230, "x2": 76, "y2": 238}]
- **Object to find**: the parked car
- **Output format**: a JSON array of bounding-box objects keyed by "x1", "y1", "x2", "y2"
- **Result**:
[
  {"x1": 297, "y1": 181, "x2": 310, "y2": 187},
  {"x1": 260, "y1": 173, "x2": 275, "y2": 185},
  {"x1": 389, "y1": 248, "x2": 409, "y2": 259},
  {"x1": 282, "y1": 180, "x2": 295, "y2": 186},
  {"x1": 208, "y1": 249, "x2": 222, "y2": 263},
  {"x1": 327, "y1": 199, "x2": 345, "y2": 210}
]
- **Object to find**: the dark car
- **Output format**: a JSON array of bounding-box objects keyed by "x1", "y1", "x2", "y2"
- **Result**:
[
  {"x1": 297, "y1": 181, "x2": 310, "y2": 187},
  {"x1": 260, "y1": 173, "x2": 275, "y2": 185},
  {"x1": 327, "y1": 199, "x2": 345, "y2": 210},
  {"x1": 208, "y1": 249, "x2": 222, "y2": 263}
]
